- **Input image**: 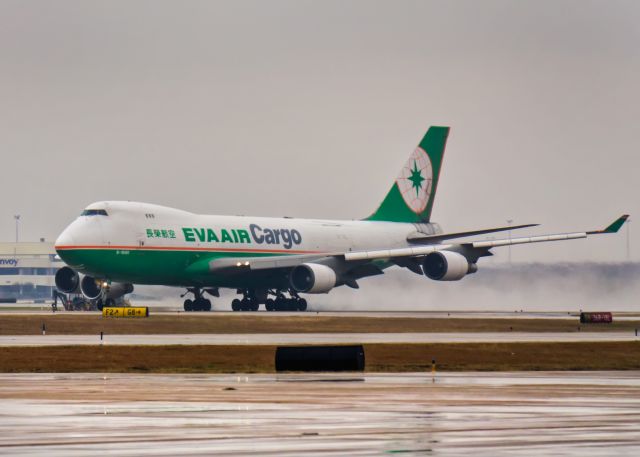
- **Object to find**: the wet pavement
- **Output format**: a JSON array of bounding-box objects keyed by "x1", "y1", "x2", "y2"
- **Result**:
[
  {"x1": 0, "y1": 371, "x2": 639, "y2": 456},
  {"x1": 0, "y1": 331, "x2": 638, "y2": 346}
]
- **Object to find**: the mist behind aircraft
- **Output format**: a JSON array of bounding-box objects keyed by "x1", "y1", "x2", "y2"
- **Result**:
[
  {"x1": 134, "y1": 262, "x2": 640, "y2": 312},
  {"x1": 322, "y1": 262, "x2": 640, "y2": 312}
]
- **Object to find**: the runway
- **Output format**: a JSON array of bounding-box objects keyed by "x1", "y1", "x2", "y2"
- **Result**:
[
  {"x1": 0, "y1": 371, "x2": 638, "y2": 456},
  {"x1": 4, "y1": 308, "x2": 640, "y2": 321},
  {"x1": 0, "y1": 331, "x2": 637, "y2": 346}
]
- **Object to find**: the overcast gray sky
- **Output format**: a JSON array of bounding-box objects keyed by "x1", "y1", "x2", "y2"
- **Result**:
[{"x1": 1, "y1": 0, "x2": 638, "y2": 263}]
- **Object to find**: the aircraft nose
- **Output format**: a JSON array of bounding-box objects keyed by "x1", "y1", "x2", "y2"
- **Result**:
[{"x1": 55, "y1": 226, "x2": 76, "y2": 249}]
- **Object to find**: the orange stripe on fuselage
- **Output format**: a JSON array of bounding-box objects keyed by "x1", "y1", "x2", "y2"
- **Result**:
[{"x1": 54, "y1": 245, "x2": 325, "y2": 255}]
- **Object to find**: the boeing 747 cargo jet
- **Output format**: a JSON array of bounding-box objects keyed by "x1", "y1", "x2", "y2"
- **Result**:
[{"x1": 54, "y1": 126, "x2": 628, "y2": 311}]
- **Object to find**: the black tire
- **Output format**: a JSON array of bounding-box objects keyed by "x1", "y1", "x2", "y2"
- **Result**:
[
  {"x1": 265, "y1": 299, "x2": 275, "y2": 311},
  {"x1": 240, "y1": 298, "x2": 250, "y2": 312},
  {"x1": 298, "y1": 298, "x2": 307, "y2": 312},
  {"x1": 250, "y1": 301, "x2": 259, "y2": 312},
  {"x1": 184, "y1": 299, "x2": 193, "y2": 312},
  {"x1": 203, "y1": 299, "x2": 212, "y2": 312},
  {"x1": 231, "y1": 298, "x2": 241, "y2": 312}
]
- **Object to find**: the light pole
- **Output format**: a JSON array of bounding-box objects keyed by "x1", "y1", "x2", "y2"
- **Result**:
[
  {"x1": 507, "y1": 219, "x2": 513, "y2": 264},
  {"x1": 14, "y1": 215, "x2": 20, "y2": 243},
  {"x1": 626, "y1": 219, "x2": 631, "y2": 262}
]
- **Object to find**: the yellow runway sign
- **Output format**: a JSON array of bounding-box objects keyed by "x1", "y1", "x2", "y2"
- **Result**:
[{"x1": 102, "y1": 307, "x2": 149, "y2": 318}]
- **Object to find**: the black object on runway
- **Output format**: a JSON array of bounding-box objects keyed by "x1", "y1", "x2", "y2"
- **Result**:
[{"x1": 275, "y1": 345, "x2": 365, "y2": 372}]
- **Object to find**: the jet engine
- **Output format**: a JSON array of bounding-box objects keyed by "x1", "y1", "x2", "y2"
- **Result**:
[
  {"x1": 54, "y1": 267, "x2": 82, "y2": 294},
  {"x1": 422, "y1": 251, "x2": 477, "y2": 281},
  {"x1": 80, "y1": 276, "x2": 134, "y2": 300},
  {"x1": 80, "y1": 276, "x2": 103, "y2": 299},
  {"x1": 105, "y1": 282, "x2": 134, "y2": 299},
  {"x1": 289, "y1": 263, "x2": 337, "y2": 294}
]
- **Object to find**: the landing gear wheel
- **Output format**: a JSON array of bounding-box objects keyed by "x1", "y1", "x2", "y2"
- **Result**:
[
  {"x1": 265, "y1": 299, "x2": 275, "y2": 311},
  {"x1": 298, "y1": 298, "x2": 307, "y2": 311},
  {"x1": 274, "y1": 298, "x2": 289, "y2": 312},
  {"x1": 231, "y1": 298, "x2": 241, "y2": 312},
  {"x1": 181, "y1": 288, "x2": 215, "y2": 312},
  {"x1": 96, "y1": 300, "x2": 104, "y2": 311},
  {"x1": 250, "y1": 301, "x2": 259, "y2": 312}
]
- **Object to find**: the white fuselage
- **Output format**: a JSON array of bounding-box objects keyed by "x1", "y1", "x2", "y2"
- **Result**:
[{"x1": 55, "y1": 201, "x2": 441, "y2": 287}]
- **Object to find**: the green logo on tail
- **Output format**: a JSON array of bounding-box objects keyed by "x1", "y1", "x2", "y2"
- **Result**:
[
  {"x1": 366, "y1": 126, "x2": 449, "y2": 223},
  {"x1": 408, "y1": 160, "x2": 426, "y2": 197}
]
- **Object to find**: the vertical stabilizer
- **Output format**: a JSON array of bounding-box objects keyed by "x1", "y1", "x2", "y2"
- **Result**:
[{"x1": 367, "y1": 126, "x2": 450, "y2": 223}]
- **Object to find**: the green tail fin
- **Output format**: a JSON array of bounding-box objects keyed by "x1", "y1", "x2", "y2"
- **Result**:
[{"x1": 367, "y1": 126, "x2": 450, "y2": 223}]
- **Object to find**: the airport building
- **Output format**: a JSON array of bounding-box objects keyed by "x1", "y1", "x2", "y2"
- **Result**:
[{"x1": 0, "y1": 241, "x2": 63, "y2": 302}]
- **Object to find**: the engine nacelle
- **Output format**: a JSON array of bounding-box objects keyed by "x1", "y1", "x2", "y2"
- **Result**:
[
  {"x1": 79, "y1": 276, "x2": 134, "y2": 300},
  {"x1": 80, "y1": 275, "x2": 102, "y2": 300},
  {"x1": 422, "y1": 251, "x2": 477, "y2": 281},
  {"x1": 289, "y1": 263, "x2": 337, "y2": 294},
  {"x1": 55, "y1": 267, "x2": 82, "y2": 294},
  {"x1": 105, "y1": 282, "x2": 134, "y2": 299}
]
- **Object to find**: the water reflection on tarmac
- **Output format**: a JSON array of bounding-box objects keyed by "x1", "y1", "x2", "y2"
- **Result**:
[{"x1": 0, "y1": 372, "x2": 639, "y2": 456}]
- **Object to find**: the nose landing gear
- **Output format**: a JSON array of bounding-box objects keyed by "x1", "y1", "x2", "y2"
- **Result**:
[{"x1": 95, "y1": 297, "x2": 121, "y2": 311}]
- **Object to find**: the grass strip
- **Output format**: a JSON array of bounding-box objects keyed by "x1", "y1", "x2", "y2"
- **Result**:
[
  {"x1": 1, "y1": 314, "x2": 639, "y2": 335},
  {"x1": 0, "y1": 341, "x2": 637, "y2": 373}
]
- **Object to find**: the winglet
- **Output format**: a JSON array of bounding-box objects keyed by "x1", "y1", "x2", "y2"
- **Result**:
[{"x1": 587, "y1": 214, "x2": 629, "y2": 235}]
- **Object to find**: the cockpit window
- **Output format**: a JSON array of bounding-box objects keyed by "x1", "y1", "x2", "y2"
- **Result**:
[{"x1": 81, "y1": 209, "x2": 108, "y2": 216}]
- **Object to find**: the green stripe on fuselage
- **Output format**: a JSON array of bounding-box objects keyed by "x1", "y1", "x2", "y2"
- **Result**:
[{"x1": 57, "y1": 248, "x2": 295, "y2": 287}]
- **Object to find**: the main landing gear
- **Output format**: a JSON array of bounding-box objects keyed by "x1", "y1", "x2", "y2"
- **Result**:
[
  {"x1": 231, "y1": 288, "x2": 261, "y2": 312},
  {"x1": 182, "y1": 288, "x2": 216, "y2": 312},
  {"x1": 231, "y1": 289, "x2": 307, "y2": 312},
  {"x1": 265, "y1": 295, "x2": 307, "y2": 312}
]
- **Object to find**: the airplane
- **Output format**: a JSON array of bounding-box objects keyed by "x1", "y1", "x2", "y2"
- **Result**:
[{"x1": 53, "y1": 126, "x2": 628, "y2": 312}]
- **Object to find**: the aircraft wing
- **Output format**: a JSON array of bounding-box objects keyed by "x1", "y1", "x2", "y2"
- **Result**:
[
  {"x1": 407, "y1": 223, "x2": 538, "y2": 244},
  {"x1": 189, "y1": 215, "x2": 628, "y2": 281},
  {"x1": 344, "y1": 214, "x2": 629, "y2": 262}
]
